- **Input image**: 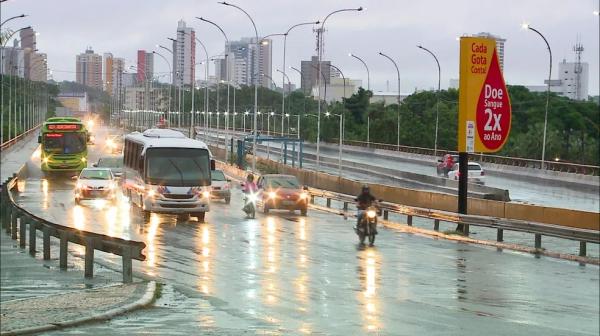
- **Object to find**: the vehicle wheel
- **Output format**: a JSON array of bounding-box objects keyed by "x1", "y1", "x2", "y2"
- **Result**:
[
  {"x1": 75, "y1": 197, "x2": 81, "y2": 205},
  {"x1": 194, "y1": 212, "x2": 206, "y2": 223},
  {"x1": 300, "y1": 207, "x2": 308, "y2": 216},
  {"x1": 177, "y1": 213, "x2": 190, "y2": 222},
  {"x1": 142, "y1": 210, "x2": 151, "y2": 222},
  {"x1": 250, "y1": 208, "x2": 255, "y2": 219},
  {"x1": 263, "y1": 205, "x2": 269, "y2": 214},
  {"x1": 225, "y1": 197, "x2": 231, "y2": 204}
]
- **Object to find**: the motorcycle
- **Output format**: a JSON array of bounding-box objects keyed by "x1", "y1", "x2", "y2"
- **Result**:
[
  {"x1": 243, "y1": 192, "x2": 258, "y2": 219},
  {"x1": 355, "y1": 204, "x2": 380, "y2": 246}
]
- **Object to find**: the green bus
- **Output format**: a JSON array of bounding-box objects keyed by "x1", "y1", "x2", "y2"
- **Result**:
[{"x1": 38, "y1": 117, "x2": 89, "y2": 172}]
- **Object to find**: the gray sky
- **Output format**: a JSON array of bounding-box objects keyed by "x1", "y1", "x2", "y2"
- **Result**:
[{"x1": 2, "y1": 0, "x2": 599, "y2": 95}]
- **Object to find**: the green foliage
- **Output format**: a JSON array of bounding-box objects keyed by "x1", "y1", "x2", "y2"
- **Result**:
[{"x1": 172, "y1": 82, "x2": 598, "y2": 165}]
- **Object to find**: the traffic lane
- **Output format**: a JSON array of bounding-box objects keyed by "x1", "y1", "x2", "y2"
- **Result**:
[
  {"x1": 300, "y1": 144, "x2": 599, "y2": 212},
  {"x1": 15, "y1": 176, "x2": 600, "y2": 335}
]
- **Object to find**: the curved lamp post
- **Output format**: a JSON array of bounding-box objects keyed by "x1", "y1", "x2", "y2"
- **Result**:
[
  {"x1": 378, "y1": 51, "x2": 401, "y2": 148},
  {"x1": 417, "y1": 44, "x2": 441, "y2": 158},
  {"x1": 348, "y1": 52, "x2": 371, "y2": 145},
  {"x1": 522, "y1": 23, "x2": 552, "y2": 170}
]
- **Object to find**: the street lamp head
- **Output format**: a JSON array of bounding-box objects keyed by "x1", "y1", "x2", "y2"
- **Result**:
[
  {"x1": 314, "y1": 20, "x2": 321, "y2": 24},
  {"x1": 417, "y1": 45, "x2": 423, "y2": 49},
  {"x1": 245, "y1": 111, "x2": 249, "y2": 115},
  {"x1": 348, "y1": 53, "x2": 353, "y2": 57},
  {"x1": 357, "y1": 7, "x2": 364, "y2": 11},
  {"x1": 325, "y1": 112, "x2": 331, "y2": 117},
  {"x1": 594, "y1": 10, "x2": 599, "y2": 16},
  {"x1": 521, "y1": 22, "x2": 530, "y2": 30},
  {"x1": 285, "y1": 113, "x2": 290, "y2": 117},
  {"x1": 270, "y1": 112, "x2": 274, "y2": 116}
]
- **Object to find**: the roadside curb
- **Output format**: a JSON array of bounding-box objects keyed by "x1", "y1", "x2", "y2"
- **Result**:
[{"x1": 0, "y1": 281, "x2": 156, "y2": 336}]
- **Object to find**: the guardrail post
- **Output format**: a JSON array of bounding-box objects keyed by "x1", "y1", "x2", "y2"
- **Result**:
[
  {"x1": 434, "y1": 219, "x2": 440, "y2": 231},
  {"x1": 29, "y1": 222, "x2": 37, "y2": 255},
  {"x1": 310, "y1": 195, "x2": 315, "y2": 205},
  {"x1": 407, "y1": 215, "x2": 413, "y2": 226},
  {"x1": 84, "y1": 238, "x2": 95, "y2": 278},
  {"x1": 19, "y1": 218, "x2": 27, "y2": 248},
  {"x1": 497, "y1": 229, "x2": 504, "y2": 242},
  {"x1": 579, "y1": 242, "x2": 586, "y2": 257},
  {"x1": 326, "y1": 198, "x2": 331, "y2": 208},
  {"x1": 122, "y1": 246, "x2": 133, "y2": 283},
  {"x1": 343, "y1": 202, "x2": 348, "y2": 211},
  {"x1": 534, "y1": 234, "x2": 542, "y2": 249},
  {"x1": 5, "y1": 206, "x2": 12, "y2": 234},
  {"x1": 463, "y1": 224, "x2": 470, "y2": 237},
  {"x1": 59, "y1": 232, "x2": 69, "y2": 270},
  {"x1": 43, "y1": 227, "x2": 51, "y2": 260},
  {"x1": 383, "y1": 210, "x2": 389, "y2": 220}
]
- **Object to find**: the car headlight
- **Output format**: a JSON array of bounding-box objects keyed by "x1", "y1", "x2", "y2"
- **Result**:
[
  {"x1": 367, "y1": 210, "x2": 377, "y2": 218},
  {"x1": 268, "y1": 191, "x2": 277, "y2": 199},
  {"x1": 202, "y1": 191, "x2": 210, "y2": 198},
  {"x1": 108, "y1": 183, "x2": 115, "y2": 190},
  {"x1": 43, "y1": 157, "x2": 49, "y2": 164},
  {"x1": 299, "y1": 192, "x2": 308, "y2": 199},
  {"x1": 106, "y1": 140, "x2": 114, "y2": 147},
  {"x1": 81, "y1": 157, "x2": 87, "y2": 163},
  {"x1": 76, "y1": 182, "x2": 82, "y2": 189},
  {"x1": 147, "y1": 189, "x2": 156, "y2": 198}
]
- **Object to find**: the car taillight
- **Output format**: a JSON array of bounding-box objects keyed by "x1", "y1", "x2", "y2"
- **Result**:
[{"x1": 480, "y1": 171, "x2": 485, "y2": 176}]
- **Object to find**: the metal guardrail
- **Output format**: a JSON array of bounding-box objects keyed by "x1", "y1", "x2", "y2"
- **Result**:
[
  {"x1": 307, "y1": 188, "x2": 599, "y2": 257},
  {"x1": 0, "y1": 174, "x2": 146, "y2": 283},
  {"x1": 0, "y1": 125, "x2": 42, "y2": 152},
  {"x1": 339, "y1": 139, "x2": 600, "y2": 176}
]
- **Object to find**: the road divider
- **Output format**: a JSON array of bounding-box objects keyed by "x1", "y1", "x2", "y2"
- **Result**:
[{"x1": 211, "y1": 145, "x2": 599, "y2": 255}]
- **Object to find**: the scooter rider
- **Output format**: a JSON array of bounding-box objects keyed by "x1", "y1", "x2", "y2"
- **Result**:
[
  {"x1": 355, "y1": 184, "x2": 377, "y2": 227},
  {"x1": 243, "y1": 174, "x2": 257, "y2": 194}
]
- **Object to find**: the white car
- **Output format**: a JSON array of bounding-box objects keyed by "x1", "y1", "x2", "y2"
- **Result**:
[
  {"x1": 447, "y1": 162, "x2": 486, "y2": 185},
  {"x1": 75, "y1": 168, "x2": 117, "y2": 204},
  {"x1": 210, "y1": 169, "x2": 231, "y2": 204}
]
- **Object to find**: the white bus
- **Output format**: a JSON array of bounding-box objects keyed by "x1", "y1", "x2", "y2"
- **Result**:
[{"x1": 122, "y1": 129, "x2": 214, "y2": 222}]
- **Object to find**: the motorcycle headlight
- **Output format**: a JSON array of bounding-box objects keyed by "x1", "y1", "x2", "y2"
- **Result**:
[
  {"x1": 147, "y1": 189, "x2": 156, "y2": 198},
  {"x1": 202, "y1": 191, "x2": 210, "y2": 198},
  {"x1": 268, "y1": 191, "x2": 277, "y2": 199},
  {"x1": 247, "y1": 193, "x2": 258, "y2": 202},
  {"x1": 299, "y1": 192, "x2": 308, "y2": 199},
  {"x1": 367, "y1": 210, "x2": 377, "y2": 218},
  {"x1": 43, "y1": 157, "x2": 49, "y2": 164}
]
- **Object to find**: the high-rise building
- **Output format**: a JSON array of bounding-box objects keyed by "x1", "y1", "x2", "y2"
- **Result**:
[
  {"x1": 0, "y1": 46, "x2": 25, "y2": 78},
  {"x1": 223, "y1": 37, "x2": 272, "y2": 89},
  {"x1": 104, "y1": 53, "x2": 114, "y2": 93},
  {"x1": 300, "y1": 56, "x2": 331, "y2": 95},
  {"x1": 137, "y1": 50, "x2": 154, "y2": 84},
  {"x1": 557, "y1": 59, "x2": 589, "y2": 100},
  {"x1": 172, "y1": 20, "x2": 195, "y2": 87},
  {"x1": 29, "y1": 52, "x2": 47, "y2": 82},
  {"x1": 20, "y1": 27, "x2": 37, "y2": 80},
  {"x1": 473, "y1": 32, "x2": 506, "y2": 72},
  {"x1": 76, "y1": 47, "x2": 103, "y2": 90}
]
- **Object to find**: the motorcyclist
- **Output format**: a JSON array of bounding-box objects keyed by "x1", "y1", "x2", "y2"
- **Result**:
[
  {"x1": 242, "y1": 174, "x2": 258, "y2": 216},
  {"x1": 243, "y1": 174, "x2": 257, "y2": 194},
  {"x1": 355, "y1": 184, "x2": 377, "y2": 228}
]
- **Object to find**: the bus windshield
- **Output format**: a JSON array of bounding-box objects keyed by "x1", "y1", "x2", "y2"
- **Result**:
[
  {"x1": 146, "y1": 148, "x2": 211, "y2": 186},
  {"x1": 44, "y1": 133, "x2": 86, "y2": 154}
]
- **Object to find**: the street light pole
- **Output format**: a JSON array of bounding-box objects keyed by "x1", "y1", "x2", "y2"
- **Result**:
[
  {"x1": 522, "y1": 23, "x2": 552, "y2": 170},
  {"x1": 219, "y1": 1, "x2": 260, "y2": 171},
  {"x1": 316, "y1": 7, "x2": 363, "y2": 171},
  {"x1": 153, "y1": 50, "x2": 172, "y2": 122},
  {"x1": 417, "y1": 45, "x2": 441, "y2": 158},
  {"x1": 378, "y1": 51, "x2": 401, "y2": 148},
  {"x1": 281, "y1": 20, "x2": 319, "y2": 141},
  {"x1": 349, "y1": 52, "x2": 371, "y2": 145}
]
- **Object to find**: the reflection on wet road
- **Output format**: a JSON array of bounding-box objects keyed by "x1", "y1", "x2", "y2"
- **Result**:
[{"x1": 17, "y1": 128, "x2": 600, "y2": 335}]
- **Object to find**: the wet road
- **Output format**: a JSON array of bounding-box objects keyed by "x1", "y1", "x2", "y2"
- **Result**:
[{"x1": 16, "y1": 128, "x2": 600, "y2": 335}]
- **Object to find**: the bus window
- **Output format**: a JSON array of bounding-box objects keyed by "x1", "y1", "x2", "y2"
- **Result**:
[
  {"x1": 145, "y1": 148, "x2": 210, "y2": 187},
  {"x1": 43, "y1": 133, "x2": 86, "y2": 154}
]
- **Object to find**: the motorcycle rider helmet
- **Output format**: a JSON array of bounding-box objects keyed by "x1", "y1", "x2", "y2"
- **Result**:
[{"x1": 247, "y1": 174, "x2": 254, "y2": 182}]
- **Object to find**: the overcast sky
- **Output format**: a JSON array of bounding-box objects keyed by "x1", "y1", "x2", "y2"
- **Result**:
[{"x1": 2, "y1": 0, "x2": 599, "y2": 95}]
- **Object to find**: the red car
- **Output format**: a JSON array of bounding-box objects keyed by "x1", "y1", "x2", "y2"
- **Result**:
[{"x1": 257, "y1": 174, "x2": 309, "y2": 216}]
